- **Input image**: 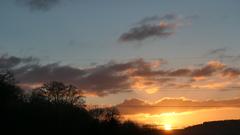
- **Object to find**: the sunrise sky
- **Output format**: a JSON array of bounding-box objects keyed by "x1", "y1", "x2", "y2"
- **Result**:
[{"x1": 1, "y1": 0, "x2": 240, "y2": 129}]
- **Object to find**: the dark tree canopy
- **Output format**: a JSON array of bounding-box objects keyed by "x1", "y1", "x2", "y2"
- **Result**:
[
  {"x1": 35, "y1": 81, "x2": 85, "y2": 106},
  {"x1": 0, "y1": 70, "x2": 16, "y2": 85},
  {"x1": 1, "y1": 72, "x2": 240, "y2": 135},
  {"x1": 0, "y1": 71, "x2": 21, "y2": 105}
]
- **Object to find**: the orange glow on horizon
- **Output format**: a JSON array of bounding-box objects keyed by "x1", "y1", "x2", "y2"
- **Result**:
[
  {"x1": 164, "y1": 124, "x2": 172, "y2": 131},
  {"x1": 123, "y1": 108, "x2": 240, "y2": 129}
]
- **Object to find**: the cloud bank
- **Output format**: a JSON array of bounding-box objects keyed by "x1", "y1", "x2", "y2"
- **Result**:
[
  {"x1": 117, "y1": 97, "x2": 240, "y2": 115},
  {"x1": 1, "y1": 55, "x2": 240, "y2": 97}
]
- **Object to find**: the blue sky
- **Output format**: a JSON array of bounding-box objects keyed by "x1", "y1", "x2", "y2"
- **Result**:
[
  {"x1": 1, "y1": 0, "x2": 240, "y2": 67},
  {"x1": 1, "y1": 1, "x2": 240, "y2": 128},
  {"x1": 1, "y1": 0, "x2": 240, "y2": 105}
]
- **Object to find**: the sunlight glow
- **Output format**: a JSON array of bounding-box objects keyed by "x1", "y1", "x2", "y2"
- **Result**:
[
  {"x1": 164, "y1": 124, "x2": 172, "y2": 131},
  {"x1": 123, "y1": 108, "x2": 240, "y2": 129}
]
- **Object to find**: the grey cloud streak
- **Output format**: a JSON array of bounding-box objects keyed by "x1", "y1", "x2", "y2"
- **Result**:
[
  {"x1": 207, "y1": 48, "x2": 240, "y2": 62},
  {"x1": 119, "y1": 24, "x2": 176, "y2": 42},
  {"x1": 137, "y1": 13, "x2": 178, "y2": 25},
  {"x1": 16, "y1": 0, "x2": 60, "y2": 11},
  {"x1": 119, "y1": 13, "x2": 198, "y2": 42}
]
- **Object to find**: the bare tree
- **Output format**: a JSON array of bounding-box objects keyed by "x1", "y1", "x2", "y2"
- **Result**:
[
  {"x1": 62, "y1": 84, "x2": 85, "y2": 106},
  {"x1": 36, "y1": 81, "x2": 85, "y2": 107},
  {"x1": 89, "y1": 107, "x2": 120, "y2": 121}
]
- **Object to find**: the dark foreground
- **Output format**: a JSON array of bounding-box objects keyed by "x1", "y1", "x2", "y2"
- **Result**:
[
  {"x1": 1, "y1": 72, "x2": 240, "y2": 135},
  {"x1": 172, "y1": 120, "x2": 240, "y2": 135}
]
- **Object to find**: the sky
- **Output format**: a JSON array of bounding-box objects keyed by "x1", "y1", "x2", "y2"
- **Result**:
[{"x1": 1, "y1": 0, "x2": 240, "y2": 129}]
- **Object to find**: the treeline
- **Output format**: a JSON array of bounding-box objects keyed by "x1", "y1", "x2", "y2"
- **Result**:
[{"x1": 0, "y1": 71, "x2": 162, "y2": 135}]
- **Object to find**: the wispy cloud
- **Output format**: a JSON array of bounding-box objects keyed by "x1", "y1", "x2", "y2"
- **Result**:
[
  {"x1": 136, "y1": 13, "x2": 178, "y2": 25},
  {"x1": 119, "y1": 13, "x2": 198, "y2": 42},
  {"x1": 16, "y1": 0, "x2": 60, "y2": 11},
  {"x1": 208, "y1": 47, "x2": 228, "y2": 56},
  {"x1": 119, "y1": 23, "x2": 176, "y2": 42},
  {"x1": 207, "y1": 47, "x2": 240, "y2": 62}
]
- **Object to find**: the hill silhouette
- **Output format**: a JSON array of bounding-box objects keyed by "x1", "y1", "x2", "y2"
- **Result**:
[
  {"x1": 0, "y1": 71, "x2": 240, "y2": 135},
  {"x1": 173, "y1": 120, "x2": 240, "y2": 135}
]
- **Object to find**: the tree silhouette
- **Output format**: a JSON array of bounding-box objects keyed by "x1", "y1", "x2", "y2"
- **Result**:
[
  {"x1": 89, "y1": 107, "x2": 120, "y2": 121},
  {"x1": 0, "y1": 71, "x2": 21, "y2": 106},
  {"x1": 0, "y1": 70, "x2": 15, "y2": 84},
  {"x1": 35, "y1": 81, "x2": 85, "y2": 106},
  {"x1": 1, "y1": 72, "x2": 240, "y2": 135}
]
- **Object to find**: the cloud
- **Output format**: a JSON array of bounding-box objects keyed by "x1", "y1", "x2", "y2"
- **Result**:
[
  {"x1": 0, "y1": 54, "x2": 38, "y2": 69},
  {"x1": 191, "y1": 60, "x2": 226, "y2": 77},
  {"x1": 2, "y1": 56, "x2": 164, "y2": 96},
  {"x1": 16, "y1": 0, "x2": 60, "y2": 11},
  {"x1": 137, "y1": 13, "x2": 178, "y2": 25},
  {"x1": 208, "y1": 48, "x2": 228, "y2": 56},
  {"x1": 15, "y1": 63, "x2": 86, "y2": 84},
  {"x1": 206, "y1": 48, "x2": 240, "y2": 62},
  {"x1": 119, "y1": 14, "x2": 197, "y2": 42},
  {"x1": 15, "y1": 62, "x2": 132, "y2": 96},
  {"x1": 2, "y1": 55, "x2": 240, "y2": 96},
  {"x1": 117, "y1": 97, "x2": 240, "y2": 115},
  {"x1": 131, "y1": 60, "x2": 226, "y2": 78},
  {"x1": 119, "y1": 23, "x2": 176, "y2": 42},
  {"x1": 168, "y1": 69, "x2": 192, "y2": 76},
  {"x1": 222, "y1": 68, "x2": 240, "y2": 78}
]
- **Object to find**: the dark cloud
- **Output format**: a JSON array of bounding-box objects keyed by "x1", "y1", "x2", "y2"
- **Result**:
[
  {"x1": 131, "y1": 60, "x2": 226, "y2": 78},
  {"x1": 2, "y1": 55, "x2": 240, "y2": 96},
  {"x1": 191, "y1": 61, "x2": 225, "y2": 77},
  {"x1": 17, "y1": 0, "x2": 60, "y2": 11},
  {"x1": 15, "y1": 62, "x2": 132, "y2": 96},
  {"x1": 222, "y1": 68, "x2": 240, "y2": 78},
  {"x1": 2, "y1": 56, "x2": 157, "y2": 96},
  {"x1": 76, "y1": 59, "x2": 164, "y2": 96},
  {"x1": 168, "y1": 69, "x2": 192, "y2": 76},
  {"x1": 137, "y1": 14, "x2": 198, "y2": 26},
  {"x1": 76, "y1": 63, "x2": 133, "y2": 96},
  {"x1": 15, "y1": 63, "x2": 86, "y2": 84},
  {"x1": 119, "y1": 24, "x2": 176, "y2": 42},
  {"x1": 10, "y1": 57, "x2": 166, "y2": 96},
  {"x1": 119, "y1": 14, "x2": 197, "y2": 42},
  {"x1": 20, "y1": 59, "x2": 240, "y2": 92},
  {"x1": 117, "y1": 98, "x2": 240, "y2": 115},
  {"x1": 0, "y1": 55, "x2": 38, "y2": 69}
]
